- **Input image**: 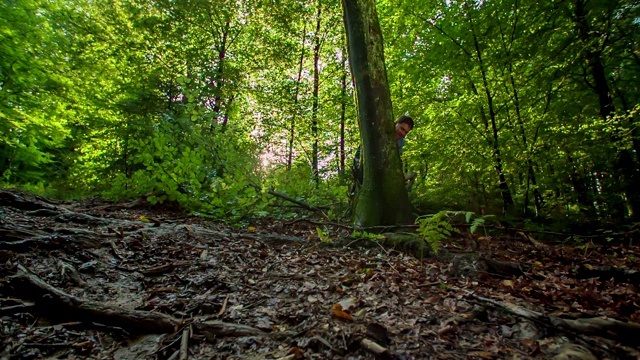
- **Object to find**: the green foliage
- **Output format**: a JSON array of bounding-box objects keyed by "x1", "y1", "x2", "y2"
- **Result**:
[
  {"x1": 415, "y1": 211, "x2": 460, "y2": 254},
  {"x1": 467, "y1": 213, "x2": 496, "y2": 235},
  {"x1": 316, "y1": 227, "x2": 332, "y2": 244},
  {"x1": 351, "y1": 230, "x2": 385, "y2": 241},
  {"x1": 2, "y1": 0, "x2": 640, "y2": 232}
]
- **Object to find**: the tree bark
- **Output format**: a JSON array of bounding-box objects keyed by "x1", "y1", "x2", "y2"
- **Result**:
[
  {"x1": 339, "y1": 47, "x2": 348, "y2": 175},
  {"x1": 468, "y1": 13, "x2": 514, "y2": 215},
  {"x1": 572, "y1": 0, "x2": 640, "y2": 221},
  {"x1": 215, "y1": 21, "x2": 230, "y2": 129},
  {"x1": 341, "y1": 0, "x2": 414, "y2": 226},
  {"x1": 287, "y1": 24, "x2": 307, "y2": 171},
  {"x1": 312, "y1": 1, "x2": 322, "y2": 184}
]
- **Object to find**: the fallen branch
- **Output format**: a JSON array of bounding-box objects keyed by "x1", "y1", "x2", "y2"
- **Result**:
[
  {"x1": 248, "y1": 183, "x2": 324, "y2": 213},
  {"x1": 360, "y1": 338, "x2": 389, "y2": 357},
  {"x1": 517, "y1": 231, "x2": 549, "y2": 253},
  {"x1": 109, "y1": 240, "x2": 125, "y2": 261},
  {"x1": 179, "y1": 328, "x2": 190, "y2": 360},
  {"x1": 194, "y1": 319, "x2": 264, "y2": 339}
]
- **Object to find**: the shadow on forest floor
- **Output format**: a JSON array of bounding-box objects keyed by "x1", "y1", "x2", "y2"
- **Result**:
[{"x1": 1, "y1": 189, "x2": 639, "y2": 359}]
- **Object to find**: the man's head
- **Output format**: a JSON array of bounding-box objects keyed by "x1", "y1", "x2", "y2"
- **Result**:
[{"x1": 395, "y1": 115, "x2": 414, "y2": 139}]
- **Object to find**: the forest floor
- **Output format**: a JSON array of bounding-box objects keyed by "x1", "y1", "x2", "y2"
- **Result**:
[{"x1": 1, "y1": 189, "x2": 639, "y2": 360}]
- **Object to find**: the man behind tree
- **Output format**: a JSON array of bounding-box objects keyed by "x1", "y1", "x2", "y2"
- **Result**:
[{"x1": 352, "y1": 115, "x2": 415, "y2": 190}]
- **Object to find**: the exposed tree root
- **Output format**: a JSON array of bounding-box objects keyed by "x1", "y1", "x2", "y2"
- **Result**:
[
  {"x1": 5, "y1": 264, "x2": 267, "y2": 340},
  {"x1": 10, "y1": 264, "x2": 181, "y2": 333},
  {"x1": 468, "y1": 292, "x2": 640, "y2": 348},
  {"x1": 1, "y1": 233, "x2": 103, "y2": 251}
]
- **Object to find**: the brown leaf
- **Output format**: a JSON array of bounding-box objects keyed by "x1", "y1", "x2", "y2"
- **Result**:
[
  {"x1": 331, "y1": 303, "x2": 353, "y2": 321},
  {"x1": 287, "y1": 346, "x2": 304, "y2": 359},
  {"x1": 438, "y1": 324, "x2": 456, "y2": 337},
  {"x1": 468, "y1": 351, "x2": 493, "y2": 359}
]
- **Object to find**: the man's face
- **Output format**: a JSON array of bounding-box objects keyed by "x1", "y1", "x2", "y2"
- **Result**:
[{"x1": 395, "y1": 122, "x2": 412, "y2": 139}]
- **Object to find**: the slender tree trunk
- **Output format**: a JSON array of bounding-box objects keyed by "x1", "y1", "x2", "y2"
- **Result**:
[
  {"x1": 339, "y1": 47, "x2": 348, "y2": 175},
  {"x1": 214, "y1": 21, "x2": 230, "y2": 130},
  {"x1": 508, "y1": 74, "x2": 543, "y2": 216},
  {"x1": 567, "y1": 155, "x2": 596, "y2": 216},
  {"x1": 341, "y1": 0, "x2": 413, "y2": 226},
  {"x1": 311, "y1": 1, "x2": 321, "y2": 184},
  {"x1": 287, "y1": 24, "x2": 307, "y2": 171},
  {"x1": 469, "y1": 15, "x2": 514, "y2": 214}
]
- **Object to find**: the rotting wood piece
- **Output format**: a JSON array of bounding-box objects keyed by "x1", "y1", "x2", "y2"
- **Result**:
[
  {"x1": 11, "y1": 264, "x2": 181, "y2": 333},
  {"x1": 482, "y1": 257, "x2": 527, "y2": 277},
  {"x1": 194, "y1": 320, "x2": 265, "y2": 340},
  {"x1": 575, "y1": 264, "x2": 640, "y2": 285}
]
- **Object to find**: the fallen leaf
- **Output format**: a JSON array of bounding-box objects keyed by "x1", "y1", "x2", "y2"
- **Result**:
[
  {"x1": 468, "y1": 351, "x2": 493, "y2": 359},
  {"x1": 438, "y1": 324, "x2": 456, "y2": 337},
  {"x1": 338, "y1": 297, "x2": 358, "y2": 311},
  {"x1": 353, "y1": 308, "x2": 368, "y2": 318},
  {"x1": 248, "y1": 226, "x2": 256, "y2": 231},
  {"x1": 331, "y1": 303, "x2": 353, "y2": 321},
  {"x1": 502, "y1": 279, "x2": 514, "y2": 288},
  {"x1": 333, "y1": 309, "x2": 353, "y2": 321},
  {"x1": 288, "y1": 347, "x2": 304, "y2": 359},
  {"x1": 255, "y1": 317, "x2": 273, "y2": 330}
]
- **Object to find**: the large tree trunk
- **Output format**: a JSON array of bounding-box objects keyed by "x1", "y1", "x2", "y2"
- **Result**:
[
  {"x1": 572, "y1": 0, "x2": 640, "y2": 221},
  {"x1": 341, "y1": 0, "x2": 413, "y2": 227}
]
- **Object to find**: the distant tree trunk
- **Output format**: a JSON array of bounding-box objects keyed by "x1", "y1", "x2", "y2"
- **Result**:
[
  {"x1": 287, "y1": 24, "x2": 307, "y2": 171},
  {"x1": 339, "y1": 47, "x2": 348, "y2": 175},
  {"x1": 567, "y1": 155, "x2": 596, "y2": 215},
  {"x1": 214, "y1": 21, "x2": 230, "y2": 130},
  {"x1": 572, "y1": 0, "x2": 639, "y2": 221},
  {"x1": 311, "y1": 1, "x2": 321, "y2": 184},
  {"x1": 341, "y1": 0, "x2": 414, "y2": 227},
  {"x1": 468, "y1": 16, "x2": 514, "y2": 214},
  {"x1": 508, "y1": 73, "x2": 543, "y2": 216}
]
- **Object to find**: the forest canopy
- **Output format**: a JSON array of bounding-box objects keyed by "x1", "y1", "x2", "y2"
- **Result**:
[{"x1": 2, "y1": 0, "x2": 639, "y2": 230}]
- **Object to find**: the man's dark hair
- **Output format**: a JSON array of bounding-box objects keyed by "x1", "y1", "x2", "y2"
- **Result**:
[{"x1": 396, "y1": 115, "x2": 414, "y2": 130}]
